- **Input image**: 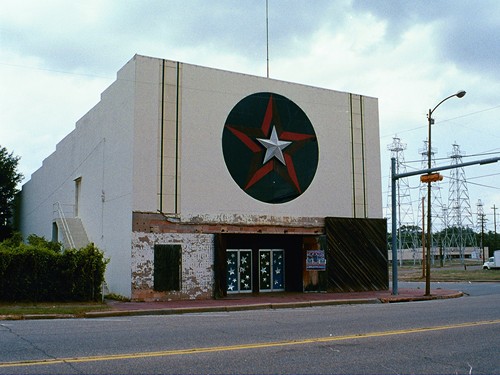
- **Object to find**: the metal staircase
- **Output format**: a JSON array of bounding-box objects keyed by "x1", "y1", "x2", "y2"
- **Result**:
[{"x1": 53, "y1": 202, "x2": 90, "y2": 249}]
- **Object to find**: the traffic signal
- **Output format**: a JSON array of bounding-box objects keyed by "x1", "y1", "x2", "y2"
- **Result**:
[{"x1": 420, "y1": 173, "x2": 443, "y2": 183}]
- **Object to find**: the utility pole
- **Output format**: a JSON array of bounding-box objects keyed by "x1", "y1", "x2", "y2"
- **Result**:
[
  {"x1": 418, "y1": 140, "x2": 445, "y2": 266},
  {"x1": 422, "y1": 197, "x2": 426, "y2": 277},
  {"x1": 481, "y1": 215, "x2": 486, "y2": 261},
  {"x1": 477, "y1": 200, "x2": 486, "y2": 261},
  {"x1": 492, "y1": 204, "x2": 498, "y2": 255}
]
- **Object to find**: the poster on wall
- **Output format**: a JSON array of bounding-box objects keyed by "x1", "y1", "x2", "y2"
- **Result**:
[{"x1": 306, "y1": 250, "x2": 326, "y2": 271}]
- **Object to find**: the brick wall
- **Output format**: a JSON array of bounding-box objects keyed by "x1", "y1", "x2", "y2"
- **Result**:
[{"x1": 131, "y1": 232, "x2": 214, "y2": 301}]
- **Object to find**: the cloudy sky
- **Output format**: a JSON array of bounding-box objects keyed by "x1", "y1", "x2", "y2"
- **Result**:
[{"x1": 1, "y1": 0, "x2": 499, "y2": 230}]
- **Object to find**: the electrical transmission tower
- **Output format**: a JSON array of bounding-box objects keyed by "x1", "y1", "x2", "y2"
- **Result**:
[
  {"x1": 386, "y1": 136, "x2": 418, "y2": 264},
  {"x1": 447, "y1": 143, "x2": 477, "y2": 262},
  {"x1": 418, "y1": 139, "x2": 446, "y2": 263}
]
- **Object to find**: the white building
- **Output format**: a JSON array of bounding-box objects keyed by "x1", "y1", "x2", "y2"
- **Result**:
[{"x1": 19, "y1": 55, "x2": 386, "y2": 301}]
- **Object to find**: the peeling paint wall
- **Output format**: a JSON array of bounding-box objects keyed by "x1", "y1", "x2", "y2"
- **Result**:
[{"x1": 131, "y1": 232, "x2": 214, "y2": 301}]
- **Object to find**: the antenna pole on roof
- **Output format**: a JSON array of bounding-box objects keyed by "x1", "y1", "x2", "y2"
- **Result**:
[{"x1": 266, "y1": 0, "x2": 269, "y2": 78}]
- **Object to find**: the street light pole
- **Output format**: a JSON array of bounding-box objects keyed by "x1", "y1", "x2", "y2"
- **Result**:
[{"x1": 425, "y1": 90, "x2": 466, "y2": 296}]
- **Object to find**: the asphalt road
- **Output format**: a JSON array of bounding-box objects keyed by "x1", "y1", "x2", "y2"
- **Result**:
[{"x1": 1, "y1": 282, "x2": 499, "y2": 374}]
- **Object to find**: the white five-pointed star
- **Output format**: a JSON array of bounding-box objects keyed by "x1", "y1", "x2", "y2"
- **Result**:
[{"x1": 257, "y1": 126, "x2": 291, "y2": 165}]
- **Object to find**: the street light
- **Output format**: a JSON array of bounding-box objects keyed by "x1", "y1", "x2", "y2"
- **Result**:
[{"x1": 425, "y1": 90, "x2": 466, "y2": 296}]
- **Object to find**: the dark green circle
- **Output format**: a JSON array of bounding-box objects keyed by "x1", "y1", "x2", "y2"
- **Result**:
[{"x1": 222, "y1": 92, "x2": 319, "y2": 204}]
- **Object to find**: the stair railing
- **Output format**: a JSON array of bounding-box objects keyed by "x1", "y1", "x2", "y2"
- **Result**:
[{"x1": 54, "y1": 201, "x2": 76, "y2": 249}]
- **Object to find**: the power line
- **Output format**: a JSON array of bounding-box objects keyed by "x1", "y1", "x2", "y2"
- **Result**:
[
  {"x1": 381, "y1": 105, "x2": 500, "y2": 139},
  {"x1": 0, "y1": 61, "x2": 112, "y2": 80},
  {"x1": 405, "y1": 150, "x2": 500, "y2": 165},
  {"x1": 439, "y1": 104, "x2": 500, "y2": 123}
]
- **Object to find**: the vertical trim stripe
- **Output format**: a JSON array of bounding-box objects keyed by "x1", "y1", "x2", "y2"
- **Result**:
[
  {"x1": 175, "y1": 62, "x2": 180, "y2": 215},
  {"x1": 349, "y1": 94, "x2": 356, "y2": 217},
  {"x1": 360, "y1": 96, "x2": 367, "y2": 218},
  {"x1": 350, "y1": 94, "x2": 368, "y2": 218},
  {"x1": 159, "y1": 59, "x2": 165, "y2": 212}
]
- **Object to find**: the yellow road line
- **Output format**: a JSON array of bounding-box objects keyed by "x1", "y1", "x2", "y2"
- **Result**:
[{"x1": 1, "y1": 319, "x2": 499, "y2": 368}]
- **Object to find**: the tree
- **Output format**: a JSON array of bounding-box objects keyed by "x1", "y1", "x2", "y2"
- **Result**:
[
  {"x1": 482, "y1": 230, "x2": 500, "y2": 256},
  {"x1": 0, "y1": 145, "x2": 23, "y2": 241}
]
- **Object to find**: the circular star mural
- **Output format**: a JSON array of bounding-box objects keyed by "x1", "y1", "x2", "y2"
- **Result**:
[{"x1": 222, "y1": 92, "x2": 319, "y2": 204}]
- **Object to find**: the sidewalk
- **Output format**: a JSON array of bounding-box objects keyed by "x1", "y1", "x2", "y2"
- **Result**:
[{"x1": 85, "y1": 288, "x2": 463, "y2": 318}]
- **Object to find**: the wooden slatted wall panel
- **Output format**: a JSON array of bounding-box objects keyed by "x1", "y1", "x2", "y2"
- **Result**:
[{"x1": 325, "y1": 217, "x2": 388, "y2": 292}]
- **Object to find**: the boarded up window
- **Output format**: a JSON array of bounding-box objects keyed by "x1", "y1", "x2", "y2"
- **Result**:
[{"x1": 154, "y1": 244, "x2": 181, "y2": 291}]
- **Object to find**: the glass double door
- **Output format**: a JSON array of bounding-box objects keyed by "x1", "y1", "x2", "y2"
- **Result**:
[
  {"x1": 227, "y1": 249, "x2": 252, "y2": 293},
  {"x1": 258, "y1": 249, "x2": 285, "y2": 291},
  {"x1": 227, "y1": 249, "x2": 285, "y2": 293}
]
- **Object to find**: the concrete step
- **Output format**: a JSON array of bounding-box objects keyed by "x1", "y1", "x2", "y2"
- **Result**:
[{"x1": 55, "y1": 217, "x2": 90, "y2": 249}]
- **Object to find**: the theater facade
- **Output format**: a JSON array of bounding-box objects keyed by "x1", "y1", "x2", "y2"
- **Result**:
[{"x1": 19, "y1": 54, "x2": 387, "y2": 300}]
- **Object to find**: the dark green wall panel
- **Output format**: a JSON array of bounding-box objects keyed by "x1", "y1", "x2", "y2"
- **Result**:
[{"x1": 326, "y1": 217, "x2": 388, "y2": 292}]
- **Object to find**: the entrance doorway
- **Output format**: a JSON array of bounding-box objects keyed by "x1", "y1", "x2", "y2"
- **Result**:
[{"x1": 216, "y1": 234, "x2": 304, "y2": 297}]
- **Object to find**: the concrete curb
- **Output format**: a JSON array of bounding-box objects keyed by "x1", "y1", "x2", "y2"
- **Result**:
[
  {"x1": 379, "y1": 291, "x2": 464, "y2": 303},
  {"x1": 83, "y1": 298, "x2": 383, "y2": 318},
  {"x1": 0, "y1": 292, "x2": 464, "y2": 320}
]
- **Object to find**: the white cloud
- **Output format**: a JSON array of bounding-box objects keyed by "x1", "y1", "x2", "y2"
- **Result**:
[
  {"x1": 0, "y1": 51, "x2": 113, "y2": 181},
  {"x1": 1, "y1": 0, "x2": 499, "y2": 229}
]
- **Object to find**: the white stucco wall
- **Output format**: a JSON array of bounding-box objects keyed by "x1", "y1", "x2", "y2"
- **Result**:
[
  {"x1": 360, "y1": 96, "x2": 382, "y2": 218},
  {"x1": 174, "y1": 62, "x2": 382, "y2": 221},
  {"x1": 19, "y1": 56, "x2": 142, "y2": 297},
  {"x1": 131, "y1": 56, "x2": 162, "y2": 213},
  {"x1": 127, "y1": 57, "x2": 382, "y2": 221}
]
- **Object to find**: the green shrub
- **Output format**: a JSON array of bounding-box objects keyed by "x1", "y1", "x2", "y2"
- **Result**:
[
  {"x1": 0, "y1": 236, "x2": 109, "y2": 302},
  {"x1": 27, "y1": 234, "x2": 63, "y2": 253}
]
